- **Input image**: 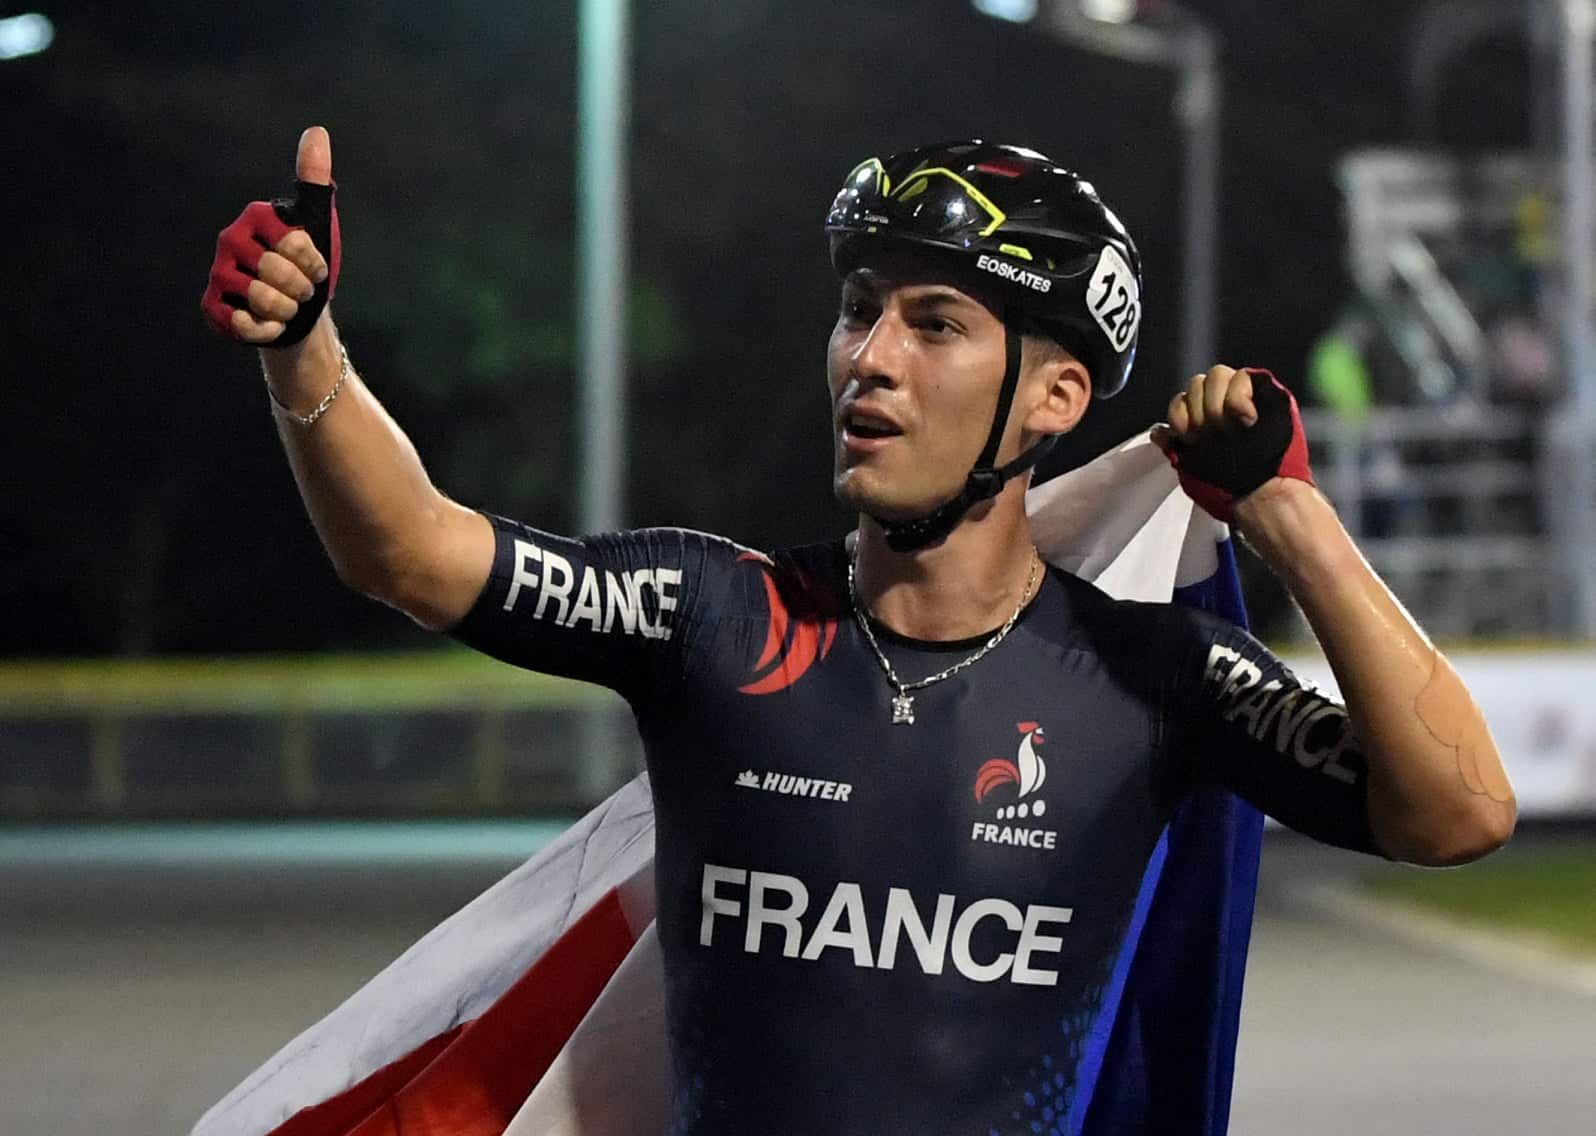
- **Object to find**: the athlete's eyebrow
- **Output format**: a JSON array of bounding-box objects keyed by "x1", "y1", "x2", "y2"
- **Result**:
[
  {"x1": 899, "y1": 287, "x2": 977, "y2": 310},
  {"x1": 844, "y1": 271, "x2": 979, "y2": 309}
]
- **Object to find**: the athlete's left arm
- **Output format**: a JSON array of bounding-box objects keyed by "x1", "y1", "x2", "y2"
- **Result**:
[
  {"x1": 1231, "y1": 479, "x2": 1515, "y2": 864},
  {"x1": 1157, "y1": 365, "x2": 1517, "y2": 867}
]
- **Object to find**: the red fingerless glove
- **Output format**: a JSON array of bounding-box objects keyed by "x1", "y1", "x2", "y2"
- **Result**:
[
  {"x1": 200, "y1": 180, "x2": 340, "y2": 347},
  {"x1": 1164, "y1": 368, "x2": 1314, "y2": 524}
]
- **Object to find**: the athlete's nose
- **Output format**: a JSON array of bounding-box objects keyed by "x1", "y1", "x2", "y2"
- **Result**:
[{"x1": 849, "y1": 309, "x2": 909, "y2": 391}]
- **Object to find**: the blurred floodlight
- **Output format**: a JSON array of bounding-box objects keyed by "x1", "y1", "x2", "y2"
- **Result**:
[
  {"x1": 1080, "y1": 0, "x2": 1137, "y2": 22},
  {"x1": 0, "y1": 13, "x2": 53, "y2": 60},
  {"x1": 972, "y1": 0, "x2": 1038, "y2": 24}
]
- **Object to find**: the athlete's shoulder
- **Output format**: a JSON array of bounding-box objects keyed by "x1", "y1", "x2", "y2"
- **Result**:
[
  {"x1": 747, "y1": 537, "x2": 850, "y2": 623},
  {"x1": 610, "y1": 523, "x2": 764, "y2": 560},
  {"x1": 765, "y1": 537, "x2": 846, "y2": 576},
  {"x1": 1042, "y1": 561, "x2": 1187, "y2": 632},
  {"x1": 614, "y1": 529, "x2": 848, "y2": 629},
  {"x1": 1039, "y1": 562, "x2": 1258, "y2": 683}
]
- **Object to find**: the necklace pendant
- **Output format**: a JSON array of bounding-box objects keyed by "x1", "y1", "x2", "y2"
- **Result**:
[{"x1": 891, "y1": 694, "x2": 916, "y2": 724}]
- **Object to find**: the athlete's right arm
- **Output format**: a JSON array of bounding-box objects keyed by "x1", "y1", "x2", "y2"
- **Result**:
[
  {"x1": 267, "y1": 318, "x2": 494, "y2": 630},
  {"x1": 217, "y1": 127, "x2": 492, "y2": 630}
]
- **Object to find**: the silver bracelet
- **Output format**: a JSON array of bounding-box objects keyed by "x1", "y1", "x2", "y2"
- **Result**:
[{"x1": 267, "y1": 342, "x2": 351, "y2": 427}]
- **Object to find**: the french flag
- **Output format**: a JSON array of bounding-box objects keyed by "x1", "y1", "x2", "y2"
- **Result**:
[{"x1": 192, "y1": 434, "x2": 1260, "y2": 1136}]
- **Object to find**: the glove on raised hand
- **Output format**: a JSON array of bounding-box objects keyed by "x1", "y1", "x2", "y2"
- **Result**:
[
  {"x1": 201, "y1": 178, "x2": 340, "y2": 347},
  {"x1": 1164, "y1": 368, "x2": 1314, "y2": 524}
]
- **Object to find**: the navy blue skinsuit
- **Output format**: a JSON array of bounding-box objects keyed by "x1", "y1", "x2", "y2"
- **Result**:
[{"x1": 452, "y1": 516, "x2": 1378, "y2": 1136}]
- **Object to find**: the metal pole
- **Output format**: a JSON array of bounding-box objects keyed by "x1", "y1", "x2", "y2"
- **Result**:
[
  {"x1": 575, "y1": 0, "x2": 632, "y2": 800},
  {"x1": 577, "y1": 0, "x2": 630, "y2": 535},
  {"x1": 1560, "y1": 0, "x2": 1596, "y2": 636},
  {"x1": 1033, "y1": 3, "x2": 1221, "y2": 374},
  {"x1": 1176, "y1": 27, "x2": 1219, "y2": 373}
]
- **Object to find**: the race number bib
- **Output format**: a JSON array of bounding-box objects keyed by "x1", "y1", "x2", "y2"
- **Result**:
[{"x1": 1085, "y1": 246, "x2": 1140, "y2": 352}]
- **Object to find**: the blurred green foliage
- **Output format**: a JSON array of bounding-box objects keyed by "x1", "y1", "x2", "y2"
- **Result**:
[
  {"x1": 7, "y1": 0, "x2": 1521, "y2": 654},
  {"x1": 1367, "y1": 843, "x2": 1596, "y2": 954}
]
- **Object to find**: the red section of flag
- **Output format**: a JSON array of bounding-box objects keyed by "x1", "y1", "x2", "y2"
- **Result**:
[
  {"x1": 269, "y1": 1029, "x2": 463, "y2": 1136},
  {"x1": 269, "y1": 890, "x2": 639, "y2": 1136}
]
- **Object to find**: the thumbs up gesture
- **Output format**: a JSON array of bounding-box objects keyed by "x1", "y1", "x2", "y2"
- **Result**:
[{"x1": 201, "y1": 127, "x2": 342, "y2": 346}]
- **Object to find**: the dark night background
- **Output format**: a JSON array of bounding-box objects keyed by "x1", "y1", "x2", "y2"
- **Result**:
[{"x1": 2, "y1": 1, "x2": 1533, "y2": 656}]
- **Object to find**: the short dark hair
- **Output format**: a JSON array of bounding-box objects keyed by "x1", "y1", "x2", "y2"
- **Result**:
[{"x1": 1011, "y1": 313, "x2": 1090, "y2": 374}]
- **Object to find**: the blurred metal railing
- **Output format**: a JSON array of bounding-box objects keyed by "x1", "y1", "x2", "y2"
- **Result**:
[
  {"x1": 0, "y1": 655, "x2": 638, "y2": 820},
  {"x1": 1302, "y1": 405, "x2": 1551, "y2": 638}
]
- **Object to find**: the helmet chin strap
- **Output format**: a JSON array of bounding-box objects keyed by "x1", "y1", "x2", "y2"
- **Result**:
[{"x1": 876, "y1": 314, "x2": 1059, "y2": 553}]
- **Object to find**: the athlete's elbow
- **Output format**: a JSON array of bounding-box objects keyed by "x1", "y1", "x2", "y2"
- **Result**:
[
  {"x1": 1378, "y1": 794, "x2": 1517, "y2": 867},
  {"x1": 1455, "y1": 794, "x2": 1517, "y2": 863},
  {"x1": 338, "y1": 509, "x2": 488, "y2": 633},
  {"x1": 326, "y1": 547, "x2": 436, "y2": 628},
  {"x1": 324, "y1": 544, "x2": 399, "y2": 607},
  {"x1": 359, "y1": 564, "x2": 461, "y2": 632},
  {"x1": 327, "y1": 550, "x2": 379, "y2": 599}
]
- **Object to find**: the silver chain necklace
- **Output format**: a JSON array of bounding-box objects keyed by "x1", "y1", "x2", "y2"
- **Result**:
[{"x1": 848, "y1": 550, "x2": 1040, "y2": 725}]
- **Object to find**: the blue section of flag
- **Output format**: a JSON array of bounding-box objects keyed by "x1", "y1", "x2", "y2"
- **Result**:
[
  {"x1": 1077, "y1": 536, "x2": 1265, "y2": 1136},
  {"x1": 1059, "y1": 822, "x2": 1169, "y2": 1136}
]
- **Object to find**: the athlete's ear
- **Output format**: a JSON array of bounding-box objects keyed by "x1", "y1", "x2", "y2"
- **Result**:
[{"x1": 1023, "y1": 349, "x2": 1090, "y2": 438}]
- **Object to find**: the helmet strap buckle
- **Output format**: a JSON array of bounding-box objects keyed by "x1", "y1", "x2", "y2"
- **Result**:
[{"x1": 963, "y1": 467, "x2": 1005, "y2": 502}]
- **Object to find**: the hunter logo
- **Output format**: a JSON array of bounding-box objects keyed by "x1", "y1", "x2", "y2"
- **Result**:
[{"x1": 736, "y1": 768, "x2": 853, "y2": 803}]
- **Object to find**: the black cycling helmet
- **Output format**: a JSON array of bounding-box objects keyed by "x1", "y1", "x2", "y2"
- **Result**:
[{"x1": 825, "y1": 141, "x2": 1143, "y2": 551}]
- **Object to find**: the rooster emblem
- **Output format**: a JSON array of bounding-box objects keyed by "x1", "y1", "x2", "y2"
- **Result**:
[{"x1": 973, "y1": 722, "x2": 1048, "y2": 820}]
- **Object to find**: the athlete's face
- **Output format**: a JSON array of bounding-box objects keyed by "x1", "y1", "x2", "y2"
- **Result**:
[{"x1": 826, "y1": 252, "x2": 1089, "y2": 520}]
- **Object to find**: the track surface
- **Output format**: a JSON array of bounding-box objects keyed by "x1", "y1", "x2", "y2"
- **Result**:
[
  {"x1": 1232, "y1": 840, "x2": 1594, "y2": 1136},
  {"x1": 2, "y1": 830, "x2": 1590, "y2": 1135}
]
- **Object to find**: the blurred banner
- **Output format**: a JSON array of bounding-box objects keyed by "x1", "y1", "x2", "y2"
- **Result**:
[
  {"x1": 0, "y1": 656, "x2": 638, "y2": 820},
  {"x1": 1286, "y1": 649, "x2": 1596, "y2": 817}
]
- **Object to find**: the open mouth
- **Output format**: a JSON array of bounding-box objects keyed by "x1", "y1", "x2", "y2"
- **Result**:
[
  {"x1": 847, "y1": 421, "x2": 900, "y2": 440},
  {"x1": 842, "y1": 409, "x2": 903, "y2": 440}
]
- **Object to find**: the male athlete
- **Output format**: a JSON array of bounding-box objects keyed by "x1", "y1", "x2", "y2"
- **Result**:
[{"x1": 202, "y1": 128, "x2": 1515, "y2": 1134}]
